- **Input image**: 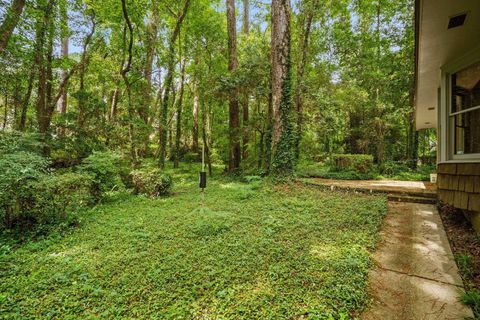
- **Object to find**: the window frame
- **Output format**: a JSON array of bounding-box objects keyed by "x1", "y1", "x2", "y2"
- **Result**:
[{"x1": 440, "y1": 45, "x2": 480, "y2": 162}]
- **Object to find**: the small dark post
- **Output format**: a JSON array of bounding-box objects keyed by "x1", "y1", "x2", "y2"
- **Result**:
[
  {"x1": 199, "y1": 171, "x2": 207, "y2": 189},
  {"x1": 199, "y1": 143, "x2": 207, "y2": 190}
]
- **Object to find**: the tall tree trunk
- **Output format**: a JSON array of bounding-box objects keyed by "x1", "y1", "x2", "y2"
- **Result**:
[
  {"x1": 121, "y1": 0, "x2": 137, "y2": 164},
  {"x1": 18, "y1": 68, "x2": 34, "y2": 130},
  {"x1": 192, "y1": 91, "x2": 199, "y2": 153},
  {"x1": 110, "y1": 26, "x2": 126, "y2": 123},
  {"x1": 294, "y1": 4, "x2": 314, "y2": 160},
  {"x1": 76, "y1": 13, "x2": 96, "y2": 130},
  {"x1": 264, "y1": 91, "x2": 273, "y2": 172},
  {"x1": 373, "y1": 1, "x2": 386, "y2": 165},
  {"x1": 158, "y1": 0, "x2": 190, "y2": 169},
  {"x1": 241, "y1": 0, "x2": 250, "y2": 160},
  {"x1": 408, "y1": 89, "x2": 419, "y2": 168},
  {"x1": 142, "y1": 3, "x2": 158, "y2": 124},
  {"x1": 201, "y1": 97, "x2": 212, "y2": 176},
  {"x1": 226, "y1": 0, "x2": 241, "y2": 171},
  {"x1": 57, "y1": 0, "x2": 69, "y2": 115},
  {"x1": 270, "y1": 0, "x2": 294, "y2": 174},
  {"x1": 2, "y1": 91, "x2": 8, "y2": 130},
  {"x1": 35, "y1": 0, "x2": 54, "y2": 136},
  {"x1": 0, "y1": 0, "x2": 26, "y2": 54},
  {"x1": 174, "y1": 59, "x2": 186, "y2": 168}
]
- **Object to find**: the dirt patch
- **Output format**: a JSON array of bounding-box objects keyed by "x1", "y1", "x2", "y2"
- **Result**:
[{"x1": 439, "y1": 205, "x2": 480, "y2": 289}]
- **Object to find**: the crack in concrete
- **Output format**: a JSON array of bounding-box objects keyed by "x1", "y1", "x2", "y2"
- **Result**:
[{"x1": 376, "y1": 265, "x2": 465, "y2": 288}]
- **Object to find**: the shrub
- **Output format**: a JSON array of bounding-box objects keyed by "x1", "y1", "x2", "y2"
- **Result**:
[
  {"x1": 331, "y1": 154, "x2": 374, "y2": 174},
  {"x1": 0, "y1": 151, "x2": 92, "y2": 229},
  {"x1": 0, "y1": 152, "x2": 50, "y2": 227},
  {"x1": 0, "y1": 131, "x2": 44, "y2": 155},
  {"x1": 50, "y1": 148, "x2": 81, "y2": 168},
  {"x1": 381, "y1": 161, "x2": 410, "y2": 176},
  {"x1": 20, "y1": 173, "x2": 93, "y2": 227},
  {"x1": 183, "y1": 152, "x2": 200, "y2": 163},
  {"x1": 131, "y1": 168, "x2": 173, "y2": 197},
  {"x1": 80, "y1": 151, "x2": 124, "y2": 200}
]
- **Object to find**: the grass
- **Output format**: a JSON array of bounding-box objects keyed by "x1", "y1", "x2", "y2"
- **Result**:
[{"x1": 0, "y1": 165, "x2": 387, "y2": 319}]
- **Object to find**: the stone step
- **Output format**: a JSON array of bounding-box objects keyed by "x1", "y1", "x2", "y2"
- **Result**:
[{"x1": 387, "y1": 195, "x2": 437, "y2": 204}]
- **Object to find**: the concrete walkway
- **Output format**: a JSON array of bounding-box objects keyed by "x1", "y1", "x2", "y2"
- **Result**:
[{"x1": 362, "y1": 202, "x2": 473, "y2": 319}]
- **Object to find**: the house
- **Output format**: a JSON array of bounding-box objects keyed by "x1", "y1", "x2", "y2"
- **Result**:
[{"x1": 415, "y1": 0, "x2": 480, "y2": 231}]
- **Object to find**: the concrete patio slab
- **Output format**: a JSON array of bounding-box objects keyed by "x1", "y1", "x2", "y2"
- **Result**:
[
  {"x1": 304, "y1": 178, "x2": 437, "y2": 198},
  {"x1": 362, "y1": 202, "x2": 473, "y2": 320}
]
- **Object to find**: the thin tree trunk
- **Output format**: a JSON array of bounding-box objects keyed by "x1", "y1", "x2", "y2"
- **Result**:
[
  {"x1": 18, "y1": 67, "x2": 35, "y2": 131},
  {"x1": 142, "y1": 3, "x2": 158, "y2": 124},
  {"x1": 294, "y1": 4, "x2": 314, "y2": 159},
  {"x1": 201, "y1": 98, "x2": 212, "y2": 176},
  {"x1": 158, "y1": 0, "x2": 190, "y2": 169},
  {"x1": 121, "y1": 0, "x2": 137, "y2": 164},
  {"x1": 242, "y1": 0, "x2": 250, "y2": 160},
  {"x1": 226, "y1": 0, "x2": 241, "y2": 171},
  {"x1": 57, "y1": 0, "x2": 69, "y2": 115},
  {"x1": 110, "y1": 26, "x2": 126, "y2": 123},
  {"x1": 0, "y1": 0, "x2": 26, "y2": 54},
  {"x1": 174, "y1": 59, "x2": 186, "y2": 168},
  {"x1": 192, "y1": 91, "x2": 199, "y2": 153},
  {"x1": 2, "y1": 91, "x2": 8, "y2": 130}
]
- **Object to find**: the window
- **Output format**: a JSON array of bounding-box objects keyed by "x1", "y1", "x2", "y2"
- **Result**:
[{"x1": 449, "y1": 61, "x2": 480, "y2": 157}]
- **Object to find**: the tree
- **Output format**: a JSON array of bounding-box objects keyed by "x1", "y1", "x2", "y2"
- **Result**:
[
  {"x1": 0, "y1": 0, "x2": 26, "y2": 54},
  {"x1": 57, "y1": 0, "x2": 69, "y2": 115},
  {"x1": 294, "y1": 0, "x2": 316, "y2": 159},
  {"x1": 242, "y1": 0, "x2": 250, "y2": 160},
  {"x1": 270, "y1": 0, "x2": 295, "y2": 175},
  {"x1": 120, "y1": 0, "x2": 136, "y2": 162},
  {"x1": 226, "y1": 0, "x2": 241, "y2": 171},
  {"x1": 158, "y1": 0, "x2": 190, "y2": 169}
]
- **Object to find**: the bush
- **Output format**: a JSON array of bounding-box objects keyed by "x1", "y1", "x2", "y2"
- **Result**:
[
  {"x1": 20, "y1": 173, "x2": 92, "y2": 227},
  {"x1": 183, "y1": 152, "x2": 200, "y2": 163},
  {"x1": 0, "y1": 131, "x2": 44, "y2": 155},
  {"x1": 80, "y1": 151, "x2": 124, "y2": 200},
  {"x1": 0, "y1": 152, "x2": 50, "y2": 227},
  {"x1": 331, "y1": 154, "x2": 374, "y2": 174},
  {"x1": 131, "y1": 168, "x2": 173, "y2": 197},
  {"x1": 378, "y1": 161, "x2": 435, "y2": 181},
  {"x1": 0, "y1": 154, "x2": 91, "y2": 229}
]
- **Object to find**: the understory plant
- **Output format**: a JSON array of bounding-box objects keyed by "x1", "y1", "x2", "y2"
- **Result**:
[
  {"x1": 130, "y1": 168, "x2": 173, "y2": 197},
  {"x1": 80, "y1": 151, "x2": 124, "y2": 200}
]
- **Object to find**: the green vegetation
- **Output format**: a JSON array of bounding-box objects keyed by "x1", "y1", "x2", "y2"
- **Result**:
[
  {"x1": 79, "y1": 151, "x2": 125, "y2": 200},
  {"x1": 131, "y1": 168, "x2": 173, "y2": 197},
  {"x1": 0, "y1": 0, "x2": 433, "y2": 178},
  {"x1": 297, "y1": 159, "x2": 435, "y2": 181},
  {"x1": 332, "y1": 154, "x2": 374, "y2": 174},
  {"x1": 0, "y1": 167, "x2": 387, "y2": 319},
  {"x1": 454, "y1": 252, "x2": 480, "y2": 318},
  {"x1": 0, "y1": 0, "x2": 440, "y2": 317},
  {"x1": 460, "y1": 289, "x2": 480, "y2": 318}
]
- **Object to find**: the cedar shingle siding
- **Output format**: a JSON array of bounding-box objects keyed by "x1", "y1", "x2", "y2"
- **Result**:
[{"x1": 438, "y1": 163, "x2": 480, "y2": 212}]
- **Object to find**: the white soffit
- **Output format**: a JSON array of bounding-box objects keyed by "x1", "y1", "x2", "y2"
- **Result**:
[{"x1": 416, "y1": 0, "x2": 480, "y2": 130}]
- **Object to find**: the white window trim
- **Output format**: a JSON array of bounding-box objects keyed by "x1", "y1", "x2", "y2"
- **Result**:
[{"x1": 440, "y1": 44, "x2": 480, "y2": 162}]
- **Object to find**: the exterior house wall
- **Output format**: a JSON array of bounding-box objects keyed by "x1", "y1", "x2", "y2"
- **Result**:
[{"x1": 437, "y1": 163, "x2": 480, "y2": 231}]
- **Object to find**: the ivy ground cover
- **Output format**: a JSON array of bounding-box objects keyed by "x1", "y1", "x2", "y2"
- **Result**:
[{"x1": 1, "y1": 169, "x2": 387, "y2": 319}]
